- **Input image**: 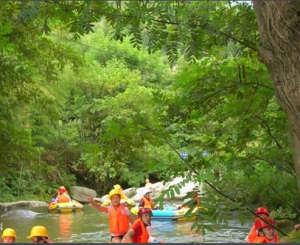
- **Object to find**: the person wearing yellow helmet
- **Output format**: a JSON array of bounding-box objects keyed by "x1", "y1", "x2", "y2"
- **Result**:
[
  {"x1": 87, "y1": 188, "x2": 134, "y2": 243},
  {"x1": 113, "y1": 184, "x2": 127, "y2": 201},
  {"x1": 2, "y1": 228, "x2": 17, "y2": 243},
  {"x1": 27, "y1": 226, "x2": 52, "y2": 243},
  {"x1": 54, "y1": 186, "x2": 72, "y2": 203}
]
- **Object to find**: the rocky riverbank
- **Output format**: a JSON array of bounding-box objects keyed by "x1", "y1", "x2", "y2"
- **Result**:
[
  {"x1": 0, "y1": 201, "x2": 48, "y2": 212},
  {"x1": 0, "y1": 177, "x2": 202, "y2": 212}
]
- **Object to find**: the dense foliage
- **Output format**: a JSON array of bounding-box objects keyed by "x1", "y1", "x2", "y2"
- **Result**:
[{"x1": 0, "y1": 1, "x2": 299, "y2": 234}]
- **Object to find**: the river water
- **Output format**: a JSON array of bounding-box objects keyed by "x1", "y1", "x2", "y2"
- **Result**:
[{"x1": 0, "y1": 205, "x2": 253, "y2": 243}]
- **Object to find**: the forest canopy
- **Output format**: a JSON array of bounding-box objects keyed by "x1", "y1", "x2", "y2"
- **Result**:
[{"x1": 1, "y1": 1, "x2": 300, "y2": 226}]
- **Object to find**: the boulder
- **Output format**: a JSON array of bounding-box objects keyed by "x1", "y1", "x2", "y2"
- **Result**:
[
  {"x1": 100, "y1": 194, "x2": 109, "y2": 202},
  {"x1": 70, "y1": 186, "x2": 97, "y2": 203},
  {"x1": 123, "y1": 187, "x2": 136, "y2": 198},
  {"x1": 1, "y1": 209, "x2": 42, "y2": 219},
  {"x1": 132, "y1": 187, "x2": 147, "y2": 202},
  {"x1": 150, "y1": 182, "x2": 165, "y2": 198},
  {"x1": 0, "y1": 201, "x2": 48, "y2": 212},
  {"x1": 99, "y1": 177, "x2": 204, "y2": 203},
  {"x1": 162, "y1": 177, "x2": 200, "y2": 199}
]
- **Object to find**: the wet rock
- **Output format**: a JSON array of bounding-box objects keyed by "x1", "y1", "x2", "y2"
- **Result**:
[
  {"x1": 70, "y1": 186, "x2": 97, "y2": 203},
  {"x1": 1, "y1": 209, "x2": 42, "y2": 219},
  {"x1": 0, "y1": 201, "x2": 47, "y2": 212}
]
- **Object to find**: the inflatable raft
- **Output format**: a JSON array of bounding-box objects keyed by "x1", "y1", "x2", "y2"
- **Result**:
[
  {"x1": 130, "y1": 206, "x2": 198, "y2": 221},
  {"x1": 48, "y1": 200, "x2": 83, "y2": 214},
  {"x1": 101, "y1": 198, "x2": 135, "y2": 209}
]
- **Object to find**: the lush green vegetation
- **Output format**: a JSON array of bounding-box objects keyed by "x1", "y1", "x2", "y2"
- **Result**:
[{"x1": 1, "y1": 1, "x2": 300, "y2": 234}]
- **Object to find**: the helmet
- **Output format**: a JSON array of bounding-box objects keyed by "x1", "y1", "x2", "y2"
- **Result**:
[
  {"x1": 138, "y1": 208, "x2": 153, "y2": 217},
  {"x1": 145, "y1": 179, "x2": 150, "y2": 183},
  {"x1": 255, "y1": 218, "x2": 276, "y2": 231},
  {"x1": 109, "y1": 189, "x2": 121, "y2": 200},
  {"x1": 255, "y1": 207, "x2": 269, "y2": 216},
  {"x1": 143, "y1": 188, "x2": 151, "y2": 196},
  {"x1": 59, "y1": 186, "x2": 66, "y2": 193},
  {"x1": 27, "y1": 226, "x2": 48, "y2": 238},
  {"x1": 114, "y1": 184, "x2": 122, "y2": 190},
  {"x1": 2, "y1": 228, "x2": 17, "y2": 238}
]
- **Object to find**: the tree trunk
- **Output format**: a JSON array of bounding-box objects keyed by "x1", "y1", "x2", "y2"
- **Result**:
[{"x1": 253, "y1": 1, "x2": 300, "y2": 194}]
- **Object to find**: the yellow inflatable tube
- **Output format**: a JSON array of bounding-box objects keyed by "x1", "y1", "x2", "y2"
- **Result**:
[
  {"x1": 101, "y1": 198, "x2": 135, "y2": 208},
  {"x1": 48, "y1": 200, "x2": 83, "y2": 214}
]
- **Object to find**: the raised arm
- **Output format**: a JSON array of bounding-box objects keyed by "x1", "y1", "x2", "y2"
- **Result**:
[{"x1": 87, "y1": 195, "x2": 108, "y2": 213}]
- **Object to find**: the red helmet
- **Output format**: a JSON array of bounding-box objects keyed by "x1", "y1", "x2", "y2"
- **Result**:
[
  {"x1": 59, "y1": 186, "x2": 66, "y2": 193},
  {"x1": 255, "y1": 217, "x2": 276, "y2": 231},
  {"x1": 255, "y1": 207, "x2": 269, "y2": 216},
  {"x1": 138, "y1": 208, "x2": 153, "y2": 217}
]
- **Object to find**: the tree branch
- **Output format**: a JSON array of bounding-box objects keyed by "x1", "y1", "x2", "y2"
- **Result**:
[
  {"x1": 165, "y1": 139, "x2": 287, "y2": 235},
  {"x1": 251, "y1": 113, "x2": 283, "y2": 150},
  {"x1": 70, "y1": 5, "x2": 258, "y2": 52}
]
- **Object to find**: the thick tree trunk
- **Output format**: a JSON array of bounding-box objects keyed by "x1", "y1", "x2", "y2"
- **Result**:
[{"x1": 253, "y1": 1, "x2": 300, "y2": 194}]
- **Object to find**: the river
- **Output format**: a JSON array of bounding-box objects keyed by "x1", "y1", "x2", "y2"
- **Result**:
[{"x1": 0, "y1": 205, "x2": 253, "y2": 243}]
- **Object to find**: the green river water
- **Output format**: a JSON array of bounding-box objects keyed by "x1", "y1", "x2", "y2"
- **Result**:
[{"x1": 0, "y1": 205, "x2": 255, "y2": 243}]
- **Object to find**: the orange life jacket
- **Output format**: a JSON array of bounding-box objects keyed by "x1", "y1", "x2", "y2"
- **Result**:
[
  {"x1": 252, "y1": 236, "x2": 271, "y2": 243},
  {"x1": 246, "y1": 225, "x2": 278, "y2": 243},
  {"x1": 142, "y1": 197, "x2": 153, "y2": 209},
  {"x1": 108, "y1": 204, "x2": 130, "y2": 235},
  {"x1": 192, "y1": 195, "x2": 201, "y2": 207},
  {"x1": 132, "y1": 218, "x2": 149, "y2": 243},
  {"x1": 57, "y1": 193, "x2": 71, "y2": 203}
]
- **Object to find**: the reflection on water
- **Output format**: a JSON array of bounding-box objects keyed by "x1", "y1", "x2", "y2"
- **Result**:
[
  {"x1": 0, "y1": 205, "x2": 252, "y2": 243},
  {"x1": 149, "y1": 220, "x2": 204, "y2": 243},
  {"x1": 58, "y1": 214, "x2": 72, "y2": 242}
]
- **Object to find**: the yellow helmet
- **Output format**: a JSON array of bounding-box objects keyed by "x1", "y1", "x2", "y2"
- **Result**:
[
  {"x1": 109, "y1": 189, "x2": 121, "y2": 200},
  {"x1": 27, "y1": 226, "x2": 48, "y2": 239},
  {"x1": 114, "y1": 184, "x2": 122, "y2": 190},
  {"x1": 145, "y1": 179, "x2": 150, "y2": 183},
  {"x1": 2, "y1": 228, "x2": 17, "y2": 238}
]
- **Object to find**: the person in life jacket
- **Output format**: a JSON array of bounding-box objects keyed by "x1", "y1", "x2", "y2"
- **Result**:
[
  {"x1": 190, "y1": 187, "x2": 201, "y2": 207},
  {"x1": 177, "y1": 187, "x2": 201, "y2": 210},
  {"x1": 54, "y1": 186, "x2": 72, "y2": 203},
  {"x1": 139, "y1": 188, "x2": 157, "y2": 210},
  {"x1": 122, "y1": 208, "x2": 162, "y2": 243},
  {"x1": 87, "y1": 188, "x2": 134, "y2": 243},
  {"x1": 2, "y1": 228, "x2": 17, "y2": 243},
  {"x1": 244, "y1": 207, "x2": 278, "y2": 243},
  {"x1": 27, "y1": 226, "x2": 52, "y2": 243},
  {"x1": 252, "y1": 217, "x2": 277, "y2": 243}
]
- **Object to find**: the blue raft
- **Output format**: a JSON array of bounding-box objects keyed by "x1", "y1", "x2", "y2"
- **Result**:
[{"x1": 130, "y1": 206, "x2": 198, "y2": 221}]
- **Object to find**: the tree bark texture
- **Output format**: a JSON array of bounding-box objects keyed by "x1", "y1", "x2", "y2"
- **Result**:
[{"x1": 253, "y1": 1, "x2": 300, "y2": 193}]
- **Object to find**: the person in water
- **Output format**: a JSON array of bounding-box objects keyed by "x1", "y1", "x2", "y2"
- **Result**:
[
  {"x1": 189, "y1": 187, "x2": 201, "y2": 207},
  {"x1": 177, "y1": 187, "x2": 201, "y2": 210},
  {"x1": 1, "y1": 228, "x2": 17, "y2": 243},
  {"x1": 252, "y1": 217, "x2": 277, "y2": 243},
  {"x1": 27, "y1": 226, "x2": 52, "y2": 243},
  {"x1": 87, "y1": 188, "x2": 134, "y2": 243},
  {"x1": 139, "y1": 188, "x2": 157, "y2": 210},
  {"x1": 244, "y1": 207, "x2": 278, "y2": 243},
  {"x1": 122, "y1": 207, "x2": 161, "y2": 243},
  {"x1": 54, "y1": 186, "x2": 72, "y2": 203}
]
